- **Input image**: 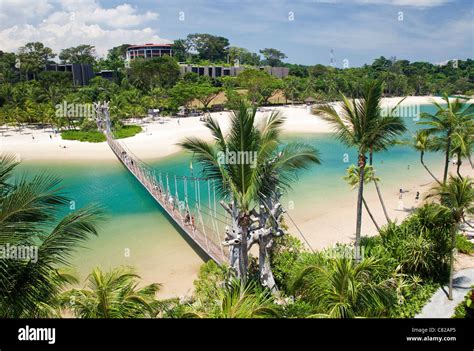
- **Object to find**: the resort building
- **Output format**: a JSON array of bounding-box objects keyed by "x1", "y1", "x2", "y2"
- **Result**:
[
  {"x1": 179, "y1": 64, "x2": 289, "y2": 79},
  {"x1": 125, "y1": 44, "x2": 173, "y2": 63},
  {"x1": 45, "y1": 63, "x2": 95, "y2": 86}
]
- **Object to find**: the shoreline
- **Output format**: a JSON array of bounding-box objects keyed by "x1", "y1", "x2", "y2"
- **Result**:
[{"x1": 2, "y1": 96, "x2": 472, "y2": 163}]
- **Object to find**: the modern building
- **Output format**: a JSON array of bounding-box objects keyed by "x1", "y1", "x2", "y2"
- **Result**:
[
  {"x1": 125, "y1": 44, "x2": 173, "y2": 63},
  {"x1": 45, "y1": 63, "x2": 95, "y2": 86},
  {"x1": 179, "y1": 64, "x2": 289, "y2": 79}
]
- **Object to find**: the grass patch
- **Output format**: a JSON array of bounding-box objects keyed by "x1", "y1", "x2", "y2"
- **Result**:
[
  {"x1": 113, "y1": 125, "x2": 142, "y2": 139},
  {"x1": 61, "y1": 125, "x2": 142, "y2": 143},
  {"x1": 61, "y1": 130, "x2": 106, "y2": 143}
]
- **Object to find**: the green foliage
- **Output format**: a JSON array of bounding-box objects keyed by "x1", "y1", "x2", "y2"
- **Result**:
[
  {"x1": 60, "y1": 266, "x2": 163, "y2": 318},
  {"x1": 390, "y1": 281, "x2": 438, "y2": 318},
  {"x1": 0, "y1": 154, "x2": 104, "y2": 317},
  {"x1": 59, "y1": 45, "x2": 97, "y2": 65},
  {"x1": 270, "y1": 235, "x2": 305, "y2": 292},
  {"x1": 113, "y1": 125, "x2": 142, "y2": 139},
  {"x1": 452, "y1": 287, "x2": 474, "y2": 318},
  {"x1": 290, "y1": 256, "x2": 396, "y2": 318},
  {"x1": 379, "y1": 203, "x2": 452, "y2": 279},
  {"x1": 186, "y1": 278, "x2": 280, "y2": 318},
  {"x1": 456, "y1": 234, "x2": 474, "y2": 254},
  {"x1": 129, "y1": 56, "x2": 180, "y2": 91},
  {"x1": 61, "y1": 130, "x2": 106, "y2": 143}
]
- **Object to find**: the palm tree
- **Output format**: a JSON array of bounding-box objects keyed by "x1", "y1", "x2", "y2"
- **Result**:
[
  {"x1": 61, "y1": 266, "x2": 163, "y2": 318},
  {"x1": 291, "y1": 256, "x2": 394, "y2": 318},
  {"x1": 427, "y1": 176, "x2": 474, "y2": 300},
  {"x1": 183, "y1": 279, "x2": 280, "y2": 318},
  {"x1": 344, "y1": 164, "x2": 381, "y2": 232},
  {"x1": 407, "y1": 130, "x2": 442, "y2": 184},
  {"x1": 419, "y1": 94, "x2": 474, "y2": 184},
  {"x1": 0, "y1": 153, "x2": 103, "y2": 317},
  {"x1": 450, "y1": 127, "x2": 474, "y2": 179},
  {"x1": 314, "y1": 80, "x2": 403, "y2": 259},
  {"x1": 180, "y1": 101, "x2": 320, "y2": 281},
  {"x1": 366, "y1": 96, "x2": 407, "y2": 223}
]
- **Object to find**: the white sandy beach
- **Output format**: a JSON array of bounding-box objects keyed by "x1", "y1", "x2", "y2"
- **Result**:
[{"x1": 3, "y1": 96, "x2": 471, "y2": 162}]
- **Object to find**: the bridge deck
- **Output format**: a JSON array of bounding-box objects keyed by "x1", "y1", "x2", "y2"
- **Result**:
[{"x1": 106, "y1": 136, "x2": 227, "y2": 265}]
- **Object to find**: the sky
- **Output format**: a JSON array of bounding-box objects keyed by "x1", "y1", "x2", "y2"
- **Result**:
[{"x1": 0, "y1": 0, "x2": 472, "y2": 67}]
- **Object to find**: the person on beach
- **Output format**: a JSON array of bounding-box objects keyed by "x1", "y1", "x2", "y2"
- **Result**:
[
  {"x1": 399, "y1": 188, "x2": 403, "y2": 200},
  {"x1": 191, "y1": 216, "x2": 195, "y2": 230},
  {"x1": 415, "y1": 191, "x2": 420, "y2": 201},
  {"x1": 49, "y1": 134, "x2": 52, "y2": 140}
]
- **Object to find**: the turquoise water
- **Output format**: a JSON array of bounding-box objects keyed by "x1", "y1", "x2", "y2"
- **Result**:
[{"x1": 14, "y1": 104, "x2": 445, "y2": 293}]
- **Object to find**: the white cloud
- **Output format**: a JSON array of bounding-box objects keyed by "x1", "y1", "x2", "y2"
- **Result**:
[{"x1": 0, "y1": 0, "x2": 168, "y2": 57}]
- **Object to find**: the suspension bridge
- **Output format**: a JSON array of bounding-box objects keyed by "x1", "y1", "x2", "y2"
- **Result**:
[
  {"x1": 94, "y1": 102, "x2": 313, "y2": 266},
  {"x1": 96, "y1": 103, "x2": 228, "y2": 265}
]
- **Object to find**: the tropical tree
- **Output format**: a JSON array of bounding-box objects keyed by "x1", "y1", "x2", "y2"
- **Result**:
[
  {"x1": 427, "y1": 176, "x2": 474, "y2": 300},
  {"x1": 406, "y1": 130, "x2": 442, "y2": 184},
  {"x1": 419, "y1": 95, "x2": 474, "y2": 184},
  {"x1": 344, "y1": 164, "x2": 381, "y2": 232},
  {"x1": 179, "y1": 101, "x2": 320, "y2": 286},
  {"x1": 291, "y1": 256, "x2": 395, "y2": 318},
  {"x1": 0, "y1": 154, "x2": 103, "y2": 317},
  {"x1": 61, "y1": 266, "x2": 163, "y2": 318},
  {"x1": 314, "y1": 80, "x2": 401, "y2": 259}
]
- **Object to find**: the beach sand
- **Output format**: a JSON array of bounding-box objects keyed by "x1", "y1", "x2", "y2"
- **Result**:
[{"x1": 3, "y1": 96, "x2": 471, "y2": 162}]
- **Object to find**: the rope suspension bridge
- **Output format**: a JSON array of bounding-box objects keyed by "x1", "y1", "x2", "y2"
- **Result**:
[
  {"x1": 94, "y1": 102, "x2": 313, "y2": 266},
  {"x1": 96, "y1": 102, "x2": 228, "y2": 264}
]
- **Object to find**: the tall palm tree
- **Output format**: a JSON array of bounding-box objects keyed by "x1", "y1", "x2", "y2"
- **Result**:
[
  {"x1": 427, "y1": 176, "x2": 474, "y2": 300},
  {"x1": 314, "y1": 80, "x2": 403, "y2": 259},
  {"x1": 344, "y1": 164, "x2": 381, "y2": 232},
  {"x1": 366, "y1": 95, "x2": 407, "y2": 223},
  {"x1": 60, "y1": 266, "x2": 163, "y2": 318},
  {"x1": 291, "y1": 256, "x2": 394, "y2": 318},
  {"x1": 419, "y1": 94, "x2": 474, "y2": 184},
  {"x1": 0, "y1": 154, "x2": 103, "y2": 317},
  {"x1": 180, "y1": 101, "x2": 320, "y2": 281}
]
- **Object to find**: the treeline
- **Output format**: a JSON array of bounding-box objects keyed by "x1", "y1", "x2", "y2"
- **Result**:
[{"x1": 0, "y1": 37, "x2": 473, "y2": 132}]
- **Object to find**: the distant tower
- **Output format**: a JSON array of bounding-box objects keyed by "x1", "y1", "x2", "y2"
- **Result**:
[{"x1": 330, "y1": 49, "x2": 335, "y2": 67}]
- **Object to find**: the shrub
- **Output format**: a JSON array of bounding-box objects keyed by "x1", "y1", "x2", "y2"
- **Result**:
[
  {"x1": 452, "y1": 287, "x2": 474, "y2": 319},
  {"x1": 456, "y1": 234, "x2": 474, "y2": 254}
]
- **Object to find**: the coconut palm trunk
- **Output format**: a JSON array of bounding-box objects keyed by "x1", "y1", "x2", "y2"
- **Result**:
[
  {"x1": 240, "y1": 214, "x2": 250, "y2": 282},
  {"x1": 420, "y1": 150, "x2": 441, "y2": 184},
  {"x1": 448, "y1": 226, "x2": 456, "y2": 300},
  {"x1": 456, "y1": 152, "x2": 463, "y2": 179},
  {"x1": 355, "y1": 153, "x2": 366, "y2": 262},
  {"x1": 443, "y1": 131, "x2": 452, "y2": 184},
  {"x1": 363, "y1": 197, "x2": 381, "y2": 232},
  {"x1": 369, "y1": 150, "x2": 391, "y2": 223}
]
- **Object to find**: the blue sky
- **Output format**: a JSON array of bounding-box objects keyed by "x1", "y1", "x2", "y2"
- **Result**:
[{"x1": 0, "y1": 0, "x2": 472, "y2": 66}]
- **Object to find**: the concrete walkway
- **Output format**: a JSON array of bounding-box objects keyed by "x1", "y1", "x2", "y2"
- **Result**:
[{"x1": 416, "y1": 268, "x2": 474, "y2": 318}]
